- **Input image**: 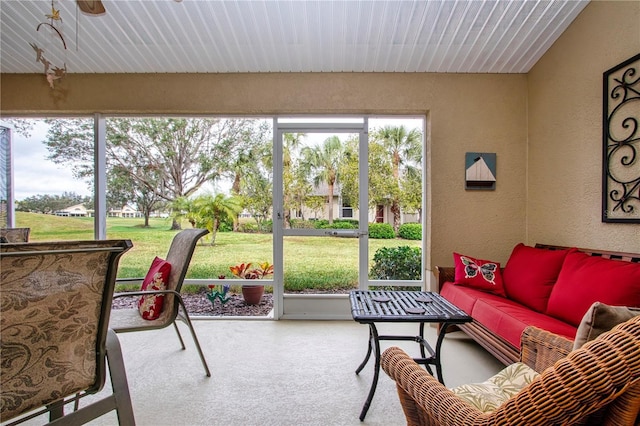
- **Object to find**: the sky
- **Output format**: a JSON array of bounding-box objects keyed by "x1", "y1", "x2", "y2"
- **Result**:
[
  {"x1": 2, "y1": 120, "x2": 91, "y2": 200},
  {"x1": 2, "y1": 117, "x2": 423, "y2": 201}
]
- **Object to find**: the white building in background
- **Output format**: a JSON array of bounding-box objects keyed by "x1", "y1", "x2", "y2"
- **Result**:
[
  {"x1": 108, "y1": 205, "x2": 142, "y2": 218},
  {"x1": 55, "y1": 203, "x2": 90, "y2": 217}
]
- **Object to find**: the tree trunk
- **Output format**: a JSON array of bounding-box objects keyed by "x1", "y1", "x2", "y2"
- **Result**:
[
  {"x1": 209, "y1": 219, "x2": 219, "y2": 246},
  {"x1": 171, "y1": 218, "x2": 181, "y2": 230},
  {"x1": 328, "y1": 182, "x2": 334, "y2": 225},
  {"x1": 391, "y1": 200, "x2": 401, "y2": 233},
  {"x1": 143, "y1": 211, "x2": 150, "y2": 227},
  {"x1": 284, "y1": 210, "x2": 291, "y2": 229}
]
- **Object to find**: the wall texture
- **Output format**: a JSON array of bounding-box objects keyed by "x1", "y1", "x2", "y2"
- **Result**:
[
  {"x1": 527, "y1": 0, "x2": 640, "y2": 252},
  {"x1": 1, "y1": 72, "x2": 528, "y2": 270}
]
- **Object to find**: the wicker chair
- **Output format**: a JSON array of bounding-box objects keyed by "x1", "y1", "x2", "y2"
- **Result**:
[
  {"x1": 109, "y1": 228, "x2": 211, "y2": 377},
  {"x1": 381, "y1": 316, "x2": 640, "y2": 426},
  {"x1": 1, "y1": 240, "x2": 135, "y2": 425}
]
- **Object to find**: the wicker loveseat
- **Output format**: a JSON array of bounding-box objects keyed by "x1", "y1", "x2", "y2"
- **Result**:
[
  {"x1": 436, "y1": 243, "x2": 640, "y2": 365},
  {"x1": 381, "y1": 315, "x2": 640, "y2": 425}
]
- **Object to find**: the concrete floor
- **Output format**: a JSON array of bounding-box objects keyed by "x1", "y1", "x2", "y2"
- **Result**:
[{"x1": 13, "y1": 320, "x2": 504, "y2": 426}]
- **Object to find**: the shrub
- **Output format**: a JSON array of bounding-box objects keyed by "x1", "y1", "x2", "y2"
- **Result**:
[
  {"x1": 368, "y1": 223, "x2": 395, "y2": 239},
  {"x1": 398, "y1": 223, "x2": 422, "y2": 240},
  {"x1": 218, "y1": 219, "x2": 233, "y2": 232},
  {"x1": 238, "y1": 222, "x2": 259, "y2": 233},
  {"x1": 290, "y1": 219, "x2": 315, "y2": 229},
  {"x1": 315, "y1": 220, "x2": 357, "y2": 229},
  {"x1": 369, "y1": 246, "x2": 422, "y2": 280},
  {"x1": 238, "y1": 220, "x2": 272, "y2": 233}
]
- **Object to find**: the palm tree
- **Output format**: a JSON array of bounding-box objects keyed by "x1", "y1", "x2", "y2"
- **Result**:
[
  {"x1": 193, "y1": 194, "x2": 242, "y2": 245},
  {"x1": 373, "y1": 125, "x2": 422, "y2": 233},
  {"x1": 170, "y1": 196, "x2": 197, "y2": 229},
  {"x1": 282, "y1": 132, "x2": 305, "y2": 228},
  {"x1": 301, "y1": 136, "x2": 344, "y2": 225}
]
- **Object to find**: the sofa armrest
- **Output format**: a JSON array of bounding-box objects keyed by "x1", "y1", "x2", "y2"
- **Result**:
[
  {"x1": 434, "y1": 266, "x2": 455, "y2": 292},
  {"x1": 520, "y1": 326, "x2": 573, "y2": 373},
  {"x1": 381, "y1": 347, "x2": 482, "y2": 425}
]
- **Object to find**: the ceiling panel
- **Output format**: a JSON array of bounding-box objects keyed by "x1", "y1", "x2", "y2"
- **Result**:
[{"x1": 0, "y1": 0, "x2": 589, "y2": 74}]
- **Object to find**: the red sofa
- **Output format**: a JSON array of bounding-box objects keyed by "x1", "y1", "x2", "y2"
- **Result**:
[{"x1": 436, "y1": 243, "x2": 640, "y2": 365}]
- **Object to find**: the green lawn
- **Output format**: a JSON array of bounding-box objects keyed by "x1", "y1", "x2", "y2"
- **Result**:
[{"x1": 16, "y1": 212, "x2": 421, "y2": 291}]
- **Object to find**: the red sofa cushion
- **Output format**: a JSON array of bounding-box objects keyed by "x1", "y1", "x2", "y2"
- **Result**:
[
  {"x1": 472, "y1": 298, "x2": 577, "y2": 348},
  {"x1": 546, "y1": 251, "x2": 640, "y2": 327},
  {"x1": 453, "y1": 252, "x2": 506, "y2": 297},
  {"x1": 441, "y1": 281, "x2": 508, "y2": 316},
  {"x1": 502, "y1": 243, "x2": 573, "y2": 313}
]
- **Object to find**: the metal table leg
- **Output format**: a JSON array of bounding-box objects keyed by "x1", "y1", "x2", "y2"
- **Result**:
[
  {"x1": 434, "y1": 322, "x2": 452, "y2": 384},
  {"x1": 355, "y1": 323, "x2": 381, "y2": 421},
  {"x1": 355, "y1": 325, "x2": 373, "y2": 375}
]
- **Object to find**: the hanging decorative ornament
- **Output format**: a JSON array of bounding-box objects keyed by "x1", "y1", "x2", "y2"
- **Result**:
[{"x1": 30, "y1": 0, "x2": 67, "y2": 89}]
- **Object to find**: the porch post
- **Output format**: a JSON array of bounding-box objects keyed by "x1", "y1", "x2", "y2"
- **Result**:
[{"x1": 94, "y1": 114, "x2": 107, "y2": 240}]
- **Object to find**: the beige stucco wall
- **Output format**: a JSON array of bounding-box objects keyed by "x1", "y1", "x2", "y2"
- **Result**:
[
  {"x1": 1, "y1": 72, "x2": 528, "y2": 269},
  {"x1": 527, "y1": 0, "x2": 640, "y2": 252}
]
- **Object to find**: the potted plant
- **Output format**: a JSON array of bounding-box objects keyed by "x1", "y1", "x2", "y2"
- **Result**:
[{"x1": 229, "y1": 262, "x2": 273, "y2": 305}]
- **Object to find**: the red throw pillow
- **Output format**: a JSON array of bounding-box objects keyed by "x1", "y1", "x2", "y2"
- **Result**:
[
  {"x1": 502, "y1": 243, "x2": 573, "y2": 313},
  {"x1": 138, "y1": 256, "x2": 171, "y2": 320},
  {"x1": 546, "y1": 251, "x2": 640, "y2": 327},
  {"x1": 453, "y1": 252, "x2": 506, "y2": 296}
]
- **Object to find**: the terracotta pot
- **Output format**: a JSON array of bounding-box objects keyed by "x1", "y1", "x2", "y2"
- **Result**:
[{"x1": 241, "y1": 285, "x2": 264, "y2": 305}]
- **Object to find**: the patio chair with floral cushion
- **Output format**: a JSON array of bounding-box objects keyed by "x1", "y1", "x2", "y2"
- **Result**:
[
  {"x1": 0, "y1": 227, "x2": 30, "y2": 243},
  {"x1": 109, "y1": 228, "x2": 211, "y2": 377},
  {"x1": 381, "y1": 312, "x2": 640, "y2": 426},
  {"x1": 0, "y1": 240, "x2": 134, "y2": 425}
]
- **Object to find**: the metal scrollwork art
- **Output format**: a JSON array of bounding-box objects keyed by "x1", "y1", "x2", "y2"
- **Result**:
[{"x1": 602, "y1": 53, "x2": 640, "y2": 223}]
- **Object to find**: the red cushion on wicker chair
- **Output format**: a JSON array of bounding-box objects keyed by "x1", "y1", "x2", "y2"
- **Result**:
[{"x1": 138, "y1": 256, "x2": 171, "y2": 320}]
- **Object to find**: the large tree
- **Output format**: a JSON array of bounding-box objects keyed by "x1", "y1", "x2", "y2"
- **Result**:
[
  {"x1": 44, "y1": 117, "x2": 268, "y2": 229},
  {"x1": 109, "y1": 164, "x2": 165, "y2": 227},
  {"x1": 301, "y1": 136, "x2": 344, "y2": 225}
]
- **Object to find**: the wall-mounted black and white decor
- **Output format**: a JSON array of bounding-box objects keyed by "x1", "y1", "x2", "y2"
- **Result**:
[
  {"x1": 465, "y1": 152, "x2": 496, "y2": 190},
  {"x1": 602, "y1": 53, "x2": 640, "y2": 223}
]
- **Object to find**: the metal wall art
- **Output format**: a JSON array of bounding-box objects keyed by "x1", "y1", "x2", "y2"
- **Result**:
[{"x1": 602, "y1": 53, "x2": 640, "y2": 223}]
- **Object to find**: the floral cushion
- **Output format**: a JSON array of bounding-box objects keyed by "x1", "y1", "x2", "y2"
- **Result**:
[
  {"x1": 451, "y1": 362, "x2": 539, "y2": 412},
  {"x1": 453, "y1": 252, "x2": 506, "y2": 296},
  {"x1": 138, "y1": 256, "x2": 171, "y2": 320}
]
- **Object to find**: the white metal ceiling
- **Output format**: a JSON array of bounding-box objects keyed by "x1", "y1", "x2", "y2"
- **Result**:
[{"x1": 0, "y1": 0, "x2": 589, "y2": 74}]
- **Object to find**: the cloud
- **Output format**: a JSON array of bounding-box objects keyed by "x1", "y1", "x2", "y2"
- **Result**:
[{"x1": 2, "y1": 120, "x2": 91, "y2": 200}]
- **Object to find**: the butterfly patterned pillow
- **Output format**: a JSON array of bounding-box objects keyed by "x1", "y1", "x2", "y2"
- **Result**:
[{"x1": 453, "y1": 252, "x2": 506, "y2": 296}]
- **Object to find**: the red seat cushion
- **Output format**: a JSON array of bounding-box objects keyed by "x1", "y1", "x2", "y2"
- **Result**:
[
  {"x1": 441, "y1": 281, "x2": 507, "y2": 316},
  {"x1": 545, "y1": 252, "x2": 640, "y2": 327},
  {"x1": 453, "y1": 252, "x2": 506, "y2": 297},
  {"x1": 472, "y1": 298, "x2": 577, "y2": 348},
  {"x1": 138, "y1": 256, "x2": 172, "y2": 320},
  {"x1": 502, "y1": 244, "x2": 573, "y2": 313}
]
